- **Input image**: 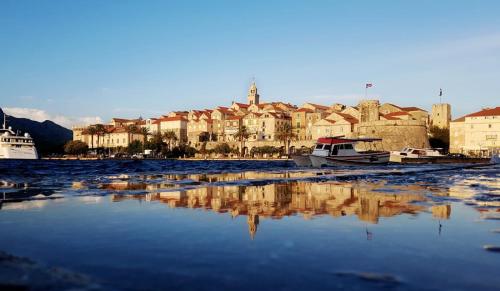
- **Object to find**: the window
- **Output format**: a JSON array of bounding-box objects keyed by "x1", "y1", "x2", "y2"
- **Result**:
[
  {"x1": 324, "y1": 144, "x2": 332, "y2": 151},
  {"x1": 489, "y1": 124, "x2": 492, "y2": 128},
  {"x1": 344, "y1": 144, "x2": 354, "y2": 150},
  {"x1": 331, "y1": 145, "x2": 338, "y2": 155},
  {"x1": 315, "y1": 144, "x2": 323, "y2": 150}
]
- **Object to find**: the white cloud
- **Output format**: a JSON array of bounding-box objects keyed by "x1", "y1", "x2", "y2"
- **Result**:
[{"x1": 3, "y1": 107, "x2": 103, "y2": 129}]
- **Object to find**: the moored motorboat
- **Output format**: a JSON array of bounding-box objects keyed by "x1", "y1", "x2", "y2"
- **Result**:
[
  {"x1": 390, "y1": 147, "x2": 444, "y2": 163},
  {"x1": 292, "y1": 137, "x2": 389, "y2": 167}
]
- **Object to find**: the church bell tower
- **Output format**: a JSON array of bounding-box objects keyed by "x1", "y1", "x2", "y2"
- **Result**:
[{"x1": 247, "y1": 81, "x2": 260, "y2": 105}]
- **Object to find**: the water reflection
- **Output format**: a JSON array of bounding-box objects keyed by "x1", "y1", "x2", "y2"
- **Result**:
[{"x1": 110, "y1": 181, "x2": 433, "y2": 238}]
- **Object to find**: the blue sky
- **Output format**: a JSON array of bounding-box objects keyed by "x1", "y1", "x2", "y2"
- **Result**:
[{"x1": 1, "y1": 0, "x2": 499, "y2": 127}]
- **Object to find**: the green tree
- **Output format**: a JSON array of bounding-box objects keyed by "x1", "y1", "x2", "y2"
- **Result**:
[
  {"x1": 139, "y1": 127, "x2": 150, "y2": 150},
  {"x1": 145, "y1": 132, "x2": 165, "y2": 153},
  {"x1": 162, "y1": 131, "x2": 178, "y2": 151},
  {"x1": 213, "y1": 143, "x2": 231, "y2": 155},
  {"x1": 234, "y1": 125, "x2": 250, "y2": 157},
  {"x1": 125, "y1": 124, "x2": 139, "y2": 145},
  {"x1": 127, "y1": 140, "x2": 143, "y2": 155},
  {"x1": 64, "y1": 140, "x2": 88, "y2": 156},
  {"x1": 276, "y1": 123, "x2": 297, "y2": 157},
  {"x1": 169, "y1": 144, "x2": 198, "y2": 158}
]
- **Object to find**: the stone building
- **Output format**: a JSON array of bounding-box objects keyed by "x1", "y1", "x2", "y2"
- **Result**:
[
  {"x1": 157, "y1": 116, "x2": 188, "y2": 143},
  {"x1": 449, "y1": 106, "x2": 500, "y2": 156}
]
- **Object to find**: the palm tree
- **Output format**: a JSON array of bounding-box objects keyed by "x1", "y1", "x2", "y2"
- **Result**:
[
  {"x1": 140, "y1": 127, "x2": 151, "y2": 150},
  {"x1": 276, "y1": 123, "x2": 297, "y2": 157},
  {"x1": 162, "y1": 131, "x2": 178, "y2": 151},
  {"x1": 234, "y1": 125, "x2": 250, "y2": 157},
  {"x1": 86, "y1": 125, "x2": 97, "y2": 150},
  {"x1": 125, "y1": 124, "x2": 139, "y2": 146},
  {"x1": 94, "y1": 124, "x2": 106, "y2": 150}
]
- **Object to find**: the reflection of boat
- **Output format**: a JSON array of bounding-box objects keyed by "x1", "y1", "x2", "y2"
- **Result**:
[
  {"x1": 390, "y1": 147, "x2": 443, "y2": 162},
  {"x1": 0, "y1": 113, "x2": 38, "y2": 159},
  {"x1": 491, "y1": 150, "x2": 500, "y2": 164},
  {"x1": 293, "y1": 137, "x2": 390, "y2": 167}
]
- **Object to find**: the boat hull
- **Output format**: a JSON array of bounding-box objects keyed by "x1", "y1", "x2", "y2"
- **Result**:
[
  {"x1": 0, "y1": 146, "x2": 38, "y2": 159},
  {"x1": 310, "y1": 152, "x2": 390, "y2": 167},
  {"x1": 291, "y1": 154, "x2": 312, "y2": 167}
]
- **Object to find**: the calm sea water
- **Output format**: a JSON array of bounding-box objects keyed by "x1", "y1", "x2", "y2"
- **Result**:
[{"x1": 0, "y1": 160, "x2": 499, "y2": 290}]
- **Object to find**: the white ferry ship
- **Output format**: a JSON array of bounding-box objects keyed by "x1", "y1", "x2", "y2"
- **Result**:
[
  {"x1": 0, "y1": 114, "x2": 38, "y2": 159},
  {"x1": 292, "y1": 137, "x2": 390, "y2": 167}
]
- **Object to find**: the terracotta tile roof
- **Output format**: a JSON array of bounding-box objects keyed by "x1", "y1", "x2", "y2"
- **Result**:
[
  {"x1": 159, "y1": 116, "x2": 187, "y2": 122},
  {"x1": 295, "y1": 108, "x2": 314, "y2": 113},
  {"x1": 108, "y1": 127, "x2": 128, "y2": 133},
  {"x1": 233, "y1": 102, "x2": 249, "y2": 108},
  {"x1": 324, "y1": 119, "x2": 336, "y2": 124},
  {"x1": 306, "y1": 103, "x2": 329, "y2": 110},
  {"x1": 382, "y1": 114, "x2": 401, "y2": 120},
  {"x1": 334, "y1": 112, "x2": 359, "y2": 124},
  {"x1": 466, "y1": 106, "x2": 500, "y2": 118},
  {"x1": 401, "y1": 106, "x2": 426, "y2": 112},
  {"x1": 385, "y1": 111, "x2": 410, "y2": 117},
  {"x1": 226, "y1": 116, "x2": 243, "y2": 120},
  {"x1": 453, "y1": 106, "x2": 500, "y2": 122},
  {"x1": 215, "y1": 107, "x2": 233, "y2": 114}
]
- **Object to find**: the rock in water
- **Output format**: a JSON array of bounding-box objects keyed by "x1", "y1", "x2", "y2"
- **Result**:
[
  {"x1": 0, "y1": 250, "x2": 100, "y2": 290},
  {"x1": 483, "y1": 245, "x2": 500, "y2": 252}
]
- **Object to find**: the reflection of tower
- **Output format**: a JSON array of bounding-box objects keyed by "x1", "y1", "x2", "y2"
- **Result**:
[
  {"x1": 247, "y1": 214, "x2": 259, "y2": 239},
  {"x1": 358, "y1": 197, "x2": 380, "y2": 223},
  {"x1": 431, "y1": 204, "x2": 451, "y2": 219},
  {"x1": 247, "y1": 82, "x2": 260, "y2": 105}
]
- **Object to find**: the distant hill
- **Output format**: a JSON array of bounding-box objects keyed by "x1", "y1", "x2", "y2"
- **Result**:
[{"x1": 0, "y1": 108, "x2": 72, "y2": 155}]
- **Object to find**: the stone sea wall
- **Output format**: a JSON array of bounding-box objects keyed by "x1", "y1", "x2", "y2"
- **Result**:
[{"x1": 355, "y1": 120, "x2": 429, "y2": 151}]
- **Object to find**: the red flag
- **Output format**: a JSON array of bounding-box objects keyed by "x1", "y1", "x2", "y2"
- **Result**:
[{"x1": 366, "y1": 83, "x2": 373, "y2": 88}]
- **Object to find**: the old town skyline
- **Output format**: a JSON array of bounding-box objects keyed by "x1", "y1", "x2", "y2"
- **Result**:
[{"x1": 2, "y1": 1, "x2": 500, "y2": 126}]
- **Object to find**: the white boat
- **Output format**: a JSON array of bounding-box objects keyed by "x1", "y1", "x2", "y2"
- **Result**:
[
  {"x1": 292, "y1": 137, "x2": 390, "y2": 167},
  {"x1": 0, "y1": 114, "x2": 38, "y2": 159},
  {"x1": 390, "y1": 147, "x2": 443, "y2": 162}
]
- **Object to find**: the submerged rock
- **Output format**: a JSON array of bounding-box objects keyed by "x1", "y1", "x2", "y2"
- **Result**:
[
  {"x1": 0, "y1": 250, "x2": 101, "y2": 290},
  {"x1": 483, "y1": 245, "x2": 500, "y2": 253},
  {"x1": 334, "y1": 271, "x2": 402, "y2": 285}
]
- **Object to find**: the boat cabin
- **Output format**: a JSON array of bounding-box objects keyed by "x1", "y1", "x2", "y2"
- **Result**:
[{"x1": 312, "y1": 137, "x2": 383, "y2": 157}]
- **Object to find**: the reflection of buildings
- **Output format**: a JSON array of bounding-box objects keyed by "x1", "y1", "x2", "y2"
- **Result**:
[{"x1": 111, "y1": 180, "x2": 429, "y2": 238}]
